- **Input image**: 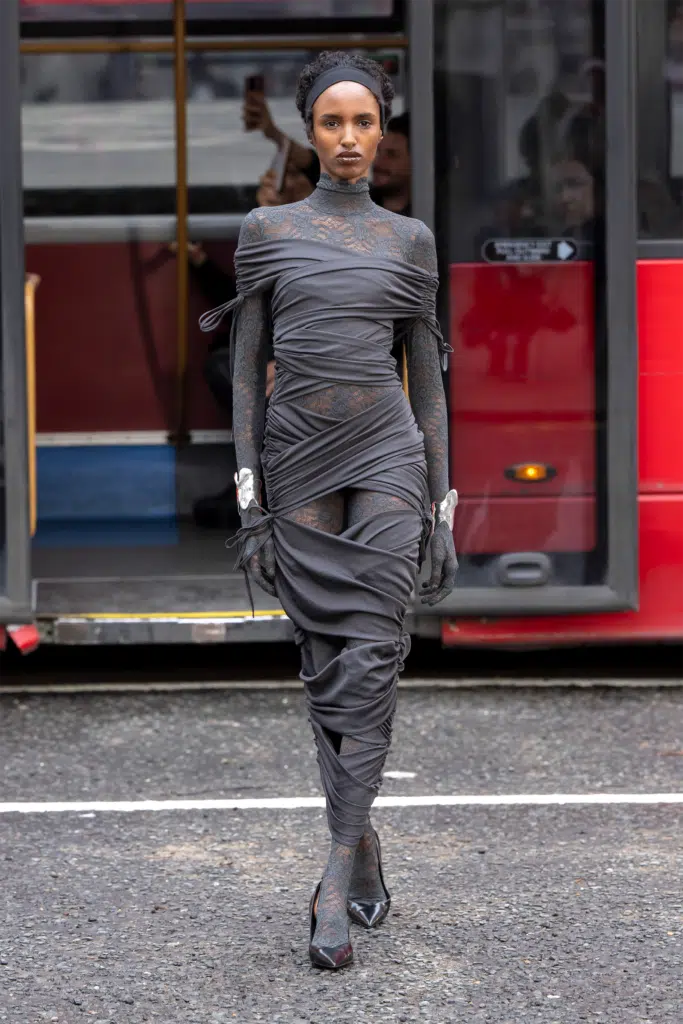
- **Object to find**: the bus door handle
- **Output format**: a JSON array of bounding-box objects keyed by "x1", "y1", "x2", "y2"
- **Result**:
[{"x1": 496, "y1": 552, "x2": 551, "y2": 587}]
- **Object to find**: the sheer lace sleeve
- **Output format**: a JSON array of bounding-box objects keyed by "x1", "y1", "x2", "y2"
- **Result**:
[
  {"x1": 405, "y1": 222, "x2": 450, "y2": 504},
  {"x1": 232, "y1": 212, "x2": 271, "y2": 492}
]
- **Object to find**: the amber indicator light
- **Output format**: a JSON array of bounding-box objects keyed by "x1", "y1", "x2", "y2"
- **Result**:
[{"x1": 504, "y1": 463, "x2": 556, "y2": 483}]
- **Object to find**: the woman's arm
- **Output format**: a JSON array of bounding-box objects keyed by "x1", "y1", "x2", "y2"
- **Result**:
[
  {"x1": 406, "y1": 222, "x2": 458, "y2": 605},
  {"x1": 231, "y1": 210, "x2": 277, "y2": 595},
  {"x1": 232, "y1": 211, "x2": 270, "y2": 502},
  {"x1": 405, "y1": 223, "x2": 450, "y2": 505}
]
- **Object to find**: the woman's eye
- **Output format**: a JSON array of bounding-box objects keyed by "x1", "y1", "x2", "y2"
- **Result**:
[{"x1": 358, "y1": 120, "x2": 372, "y2": 129}]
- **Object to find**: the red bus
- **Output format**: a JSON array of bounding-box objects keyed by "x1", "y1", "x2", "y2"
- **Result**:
[{"x1": 1, "y1": 0, "x2": 681, "y2": 649}]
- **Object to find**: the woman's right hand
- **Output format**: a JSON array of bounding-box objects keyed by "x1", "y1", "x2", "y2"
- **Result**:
[
  {"x1": 241, "y1": 505, "x2": 277, "y2": 597},
  {"x1": 242, "y1": 92, "x2": 280, "y2": 143}
]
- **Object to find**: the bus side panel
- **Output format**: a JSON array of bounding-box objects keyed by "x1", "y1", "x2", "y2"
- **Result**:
[
  {"x1": 638, "y1": 260, "x2": 683, "y2": 492},
  {"x1": 449, "y1": 261, "x2": 596, "y2": 554},
  {"x1": 443, "y1": 259, "x2": 683, "y2": 645},
  {"x1": 26, "y1": 241, "x2": 232, "y2": 434}
]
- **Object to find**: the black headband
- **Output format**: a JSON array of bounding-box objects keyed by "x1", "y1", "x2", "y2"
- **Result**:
[{"x1": 304, "y1": 66, "x2": 386, "y2": 129}]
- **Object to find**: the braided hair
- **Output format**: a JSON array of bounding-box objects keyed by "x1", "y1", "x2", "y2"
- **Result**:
[{"x1": 295, "y1": 51, "x2": 394, "y2": 134}]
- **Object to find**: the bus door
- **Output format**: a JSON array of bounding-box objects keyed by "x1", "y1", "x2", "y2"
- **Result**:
[
  {"x1": 0, "y1": 0, "x2": 32, "y2": 628},
  {"x1": 15, "y1": 0, "x2": 409, "y2": 643},
  {"x1": 413, "y1": 0, "x2": 639, "y2": 620}
]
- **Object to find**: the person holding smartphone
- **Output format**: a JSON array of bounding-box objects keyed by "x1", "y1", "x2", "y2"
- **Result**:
[{"x1": 243, "y1": 77, "x2": 321, "y2": 188}]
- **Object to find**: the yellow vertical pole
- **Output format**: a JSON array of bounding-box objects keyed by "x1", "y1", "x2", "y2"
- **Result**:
[
  {"x1": 24, "y1": 274, "x2": 40, "y2": 536},
  {"x1": 173, "y1": 0, "x2": 189, "y2": 444}
]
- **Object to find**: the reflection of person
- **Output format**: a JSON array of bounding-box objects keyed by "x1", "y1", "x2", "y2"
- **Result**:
[
  {"x1": 242, "y1": 87, "x2": 320, "y2": 182},
  {"x1": 461, "y1": 263, "x2": 576, "y2": 382},
  {"x1": 371, "y1": 111, "x2": 412, "y2": 215},
  {"x1": 206, "y1": 51, "x2": 457, "y2": 970},
  {"x1": 549, "y1": 155, "x2": 599, "y2": 240},
  {"x1": 255, "y1": 163, "x2": 315, "y2": 206}
]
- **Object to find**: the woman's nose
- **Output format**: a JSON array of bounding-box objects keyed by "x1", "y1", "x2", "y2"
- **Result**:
[{"x1": 341, "y1": 124, "x2": 357, "y2": 147}]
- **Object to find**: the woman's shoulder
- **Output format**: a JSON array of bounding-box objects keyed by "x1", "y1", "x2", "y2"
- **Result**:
[{"x1": 375, "y1": 209, "x2": 437, "y2": 272}]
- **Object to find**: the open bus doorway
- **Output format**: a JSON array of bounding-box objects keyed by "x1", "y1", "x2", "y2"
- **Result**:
[{"x1": 18, "y1": 1, "x2": 411, "y2": 638}]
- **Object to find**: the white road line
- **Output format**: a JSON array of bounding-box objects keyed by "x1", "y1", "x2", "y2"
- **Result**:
[{"x1": 1, "y1": 793, "x2": 682, "y2": 814}]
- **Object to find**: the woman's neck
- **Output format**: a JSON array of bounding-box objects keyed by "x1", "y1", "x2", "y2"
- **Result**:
[{"x1": 306, "y1": 172, "x2": 374, "y2": 216}]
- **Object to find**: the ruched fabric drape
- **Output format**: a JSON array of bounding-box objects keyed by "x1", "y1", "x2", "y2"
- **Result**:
[{"x1": 200, "y1": 238, "x2": 449, "y2": 846}]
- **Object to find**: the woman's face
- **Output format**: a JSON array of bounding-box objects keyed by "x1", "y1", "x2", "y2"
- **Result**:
[
  {"x1": 551, "y1": 158, "x2": 595, "y2": 228},
  {"x1": 310, "y1": 81, "x2": 383, "y2": 183}
]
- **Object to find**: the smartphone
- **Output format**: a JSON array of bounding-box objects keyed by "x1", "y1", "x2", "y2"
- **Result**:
[
  {"x1": 245, "y1": 73, "x2": 265, "y2": 94},
  {"x1": 269, "y1": 137, "x2": 291, "y2": 194}
]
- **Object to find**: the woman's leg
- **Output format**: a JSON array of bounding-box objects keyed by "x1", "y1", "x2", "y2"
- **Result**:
[
  {"x1": 344, "y1": 490, "x2": 421, "y2": 903},
  {"x1": 284, "y1": 494, "x2": 356, "y2": 950}
]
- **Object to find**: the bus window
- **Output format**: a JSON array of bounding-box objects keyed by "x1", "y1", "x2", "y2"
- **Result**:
[
  {"x1": 636, "y1": 0, "x2": 683, "y2": 239},
  {"x1": 21, "y1": 52, "x2": 176, "y2": 218},
  {"x1": 20, "y1": 47, "x2": 405, "y2": 221},
  {"x1": 20, "y1": 1, "x2": 396, "y2": 32},
  {"x1": 435, "y1": 0, "x2": 607, "y2": 588},
  {"x1": 187, "y1": 50, "x2": 406, "y2": 217}
]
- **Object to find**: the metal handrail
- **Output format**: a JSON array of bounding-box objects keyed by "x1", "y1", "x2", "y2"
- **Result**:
[
  {"x1": 24, "y1": 273, "x2": 40, "y2": 537},
  {"x1": 19, "y1": 34, "x2": 407, "y2": 55}
]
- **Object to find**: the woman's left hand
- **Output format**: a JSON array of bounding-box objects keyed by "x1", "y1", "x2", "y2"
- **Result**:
[{"x1": 420, "y1": 521, "x2": 458, "y2": 605}]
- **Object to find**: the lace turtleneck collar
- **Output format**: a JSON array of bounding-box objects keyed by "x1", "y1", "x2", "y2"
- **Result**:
[{"x1": 306, "y1": 172, "x2": 375, "y2": 216}]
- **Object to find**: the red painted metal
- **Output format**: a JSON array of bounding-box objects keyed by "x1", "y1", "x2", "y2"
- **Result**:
[
  {"x1": 637, "y1": 260, "x2": 683, "y2": 492},
  {"x1": 443, "y1": 259, "x2": 683, "y2": 645},
  {"x1": 26, "y1": 241, "x2": 234, "y2": 434},
  {"x1": 7, "y1": 624, "x2": 41, "y2": 654},
  {"x1": 449, "y1": 261, "x2": 595, "y2": 553}
]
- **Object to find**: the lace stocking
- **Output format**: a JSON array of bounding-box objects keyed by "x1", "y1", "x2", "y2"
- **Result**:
[
  {"x1": 312, "y1": 838, "x2": 357, "y2": 948},
  {"x1": 350, "y1": 819, "x2": 387, "y2": 901}
]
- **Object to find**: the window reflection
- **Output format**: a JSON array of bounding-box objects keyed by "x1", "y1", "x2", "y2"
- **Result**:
[
  {"x1": 435, "y1": 0, "x2": 605, "y2": 589},
  {"x1": 436, "y1": 0, "x2": 603, "y2": 261},
  {"x1": 187, "y1": 50, "x2": 405, "y2": 213},
  {"x1": 21, "y1": 53, "x2": 176, "y2": 216},
  {"x1": 22, "y1": 48, "x2": 405, "y2": 218},
  {"x1": 636, "y1": 0, "x2": 683, "y2": 239}
]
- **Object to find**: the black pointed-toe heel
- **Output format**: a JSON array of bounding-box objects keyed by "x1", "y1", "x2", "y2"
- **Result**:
[
  {"x1": 347, "y1": 827, "x2": 391, "y2": 929},
  {"x1": 308, "y1": 881, "x2": 354, "y2": 970}
]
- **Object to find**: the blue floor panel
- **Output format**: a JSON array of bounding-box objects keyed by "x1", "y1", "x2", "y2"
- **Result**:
[
  {"x1": 37, "y1": 445, "x2": 176, "y2": 523},
  {"x1": 33, "y1": 519, "x2": 179, "y2": 549}
]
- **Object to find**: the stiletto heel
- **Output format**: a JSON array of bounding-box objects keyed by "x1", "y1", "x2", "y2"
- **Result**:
[
  {"x1": 347, "y1": 828, "x2": 391, "y2": 929},
  {"x1": 308, "y1": 880, "x2": 354, "y2": 970}
]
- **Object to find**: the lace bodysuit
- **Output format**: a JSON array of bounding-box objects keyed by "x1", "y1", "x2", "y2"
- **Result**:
[{"x1": 232, "y1": 173, "x2": 449, "y2": 519}]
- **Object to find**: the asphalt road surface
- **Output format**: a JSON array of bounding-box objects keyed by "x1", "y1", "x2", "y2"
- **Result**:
[{"x1": 1, "y1": 684, "x2": 682, "y2": 1023}]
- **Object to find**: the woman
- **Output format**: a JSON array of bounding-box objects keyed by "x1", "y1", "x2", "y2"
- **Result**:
[{"x1": 200, "y1": 52, "x2": 458, "y2": 970}]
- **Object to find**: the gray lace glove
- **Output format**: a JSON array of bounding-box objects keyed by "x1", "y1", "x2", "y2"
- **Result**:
[
  {"x1": 240, "y1": 505, "x2": 277, "y2": 598},
  {"x1": 420, "y1": 520, "x2": 458, "y2": 606}
]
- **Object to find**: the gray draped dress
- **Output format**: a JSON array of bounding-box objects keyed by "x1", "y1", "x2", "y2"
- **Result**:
[{"x1": 201, "y1": 233, "x2": 448, "y2": 846}]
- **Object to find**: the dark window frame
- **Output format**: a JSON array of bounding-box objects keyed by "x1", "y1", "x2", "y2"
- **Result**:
[
  {"x1": 417, "y1": 0, "x2": 639, "y2": 617},
  {"x1": 0, "y1": 0, "x2": 33, "y2": 622}
]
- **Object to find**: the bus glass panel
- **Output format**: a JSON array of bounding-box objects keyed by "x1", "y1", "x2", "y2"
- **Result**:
[{"x1": 435, "y1": 0, "x2": 607, "y2": 589}]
